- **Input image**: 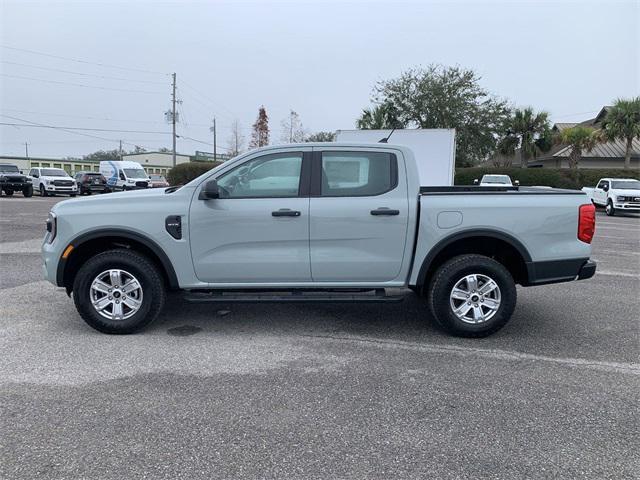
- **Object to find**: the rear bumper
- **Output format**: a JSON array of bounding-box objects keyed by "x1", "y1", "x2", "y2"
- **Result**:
[{"x1": 524, "y1": 258, "x2": 596, "y2": 286}]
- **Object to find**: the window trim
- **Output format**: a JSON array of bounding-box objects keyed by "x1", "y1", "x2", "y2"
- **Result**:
[
  {"x1": 212, "y1": 151, "x2": 311, "y2": 199},
  {"x1": 310, "y1": 151, "x2": 398, "y2": 198}
]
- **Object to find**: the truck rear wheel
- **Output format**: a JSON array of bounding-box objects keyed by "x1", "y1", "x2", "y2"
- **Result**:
[
  {"x1": 427, "y1": 254, "x2": 516, "y2": 338},
  {"x1": 72, "y1": 249, "x2": 166, "y2": 334}
]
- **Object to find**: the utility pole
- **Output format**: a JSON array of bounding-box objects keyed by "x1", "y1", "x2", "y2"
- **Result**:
[
  {"x1": 289, "y1": 111, "x2": 294, "y2": 143},
  {"x1": 213, "y1": 117, "x2": 217, "y2": 162},
  {"x1": 24, "y1": 142, "x2": 29, "y2": 160},
  {"x1": 171, "y1": 72, "x2": 177, "y2": 167},
  {"x1": 119, "y1": 140, "x2": 123, "y2": 160}
]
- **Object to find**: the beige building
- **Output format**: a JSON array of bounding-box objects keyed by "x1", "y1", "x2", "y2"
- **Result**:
[{"x1": 0, "y1": 151, "x2": 193, "y2": 177}]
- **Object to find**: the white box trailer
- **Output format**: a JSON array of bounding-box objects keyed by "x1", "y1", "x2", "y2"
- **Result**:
[{"x1": 335, "y1": 129, "x2": 456, "y2": 186}]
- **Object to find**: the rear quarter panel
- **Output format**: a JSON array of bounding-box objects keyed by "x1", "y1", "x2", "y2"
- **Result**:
[{"x1": 409, "y1": 191, "x2": 593, "y2": 285}]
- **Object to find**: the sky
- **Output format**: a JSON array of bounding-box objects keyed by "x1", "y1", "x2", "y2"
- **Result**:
[{"x1": 0, "y1": 0, "x2": 638, "y2": 159}]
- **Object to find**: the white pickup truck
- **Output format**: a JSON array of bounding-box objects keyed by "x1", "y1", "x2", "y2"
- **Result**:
[
  {"x1": 582, "y1": 178, "x2": 640, "y2": 216},
  {"x1": 42, "y1": 143, "x2": 597, "y2": 338}
]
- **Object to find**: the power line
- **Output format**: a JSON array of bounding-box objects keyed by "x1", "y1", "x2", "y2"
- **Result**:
[
  {"x1": 0, "y1": 122, "x2": 171, "y2": 134},
  {"x1": 1, "y1": 108, "x2": 168, "y2": 125},
  {"x1": 1, "y1": 60, "x2": 169, "y2": 84},
  {"x1": 177, "y1": 134, "x2": 233, "y2": 151},
  {"x1": 0, "y1": 114, "x2": 148, "y2": 149},
  {"x1": 0, "y1": 73, "x2": 165, "y2": 94},
  {"x1": 180, "y1": 79, "x2": 237, "y2": 119},
  {"x1": 0, "y1": 44, "x2": 168, "y2": 76}
]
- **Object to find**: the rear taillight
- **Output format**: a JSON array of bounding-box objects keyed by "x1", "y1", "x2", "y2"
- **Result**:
[{"x1": 578, "y1": 204, "x2": 596, "y2": 243}]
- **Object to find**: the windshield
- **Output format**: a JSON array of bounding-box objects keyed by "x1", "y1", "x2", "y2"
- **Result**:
[
  {"x1": 0, "y1": 165, "x2": 19, "y2": 173},
  {"x1": 612, "y1": 180, "x2": 640, "y2": 189},
  {"x1": 41, "y1": 168, "x2": 68, "y2": 177},
  {"x1": 482, "y1": 175, "x2": 511, "y2": 184},
  {"x1": 123, "y1": 168, "x2": 148, "y2": 179}
]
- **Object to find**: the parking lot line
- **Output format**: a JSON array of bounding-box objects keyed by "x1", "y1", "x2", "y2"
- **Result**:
[
  {"x1": 300, "y1": 334, "x2": 640, "y2": 375},
  {"x1": 595, "y1": 270, "x2": 640, "y2": 278}
]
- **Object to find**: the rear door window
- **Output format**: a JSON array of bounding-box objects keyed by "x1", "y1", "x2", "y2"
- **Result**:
[{"x1": 319, "y1": 151, "x2": 397, "y2": 197}]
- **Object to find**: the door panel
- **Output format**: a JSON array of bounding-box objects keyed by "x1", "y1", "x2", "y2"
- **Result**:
[
  {"x1": 190, "y1": 197, "x2": 310, "y2": 283},
  {"x1": 309, "y1": 150, "x2": 409, "y2": 282},
  {"x1": 189, "y1": 150, "x2": 312, "y2": 284}
]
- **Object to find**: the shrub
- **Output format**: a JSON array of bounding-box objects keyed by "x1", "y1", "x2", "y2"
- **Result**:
[
  {"x1": 167, "y1": 161, "x2": 221, "y2": 186},
  {"x1": 454, "y1": 167, "x2": 640, "y2": 189}
]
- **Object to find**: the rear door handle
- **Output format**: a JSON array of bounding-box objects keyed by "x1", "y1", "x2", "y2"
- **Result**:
[
  {"x1": 272, "y1": 209, "x2": 301, "y2": 217},
  {"x1": 370, "y1": 208, "x2": 400, "y2": 216}
]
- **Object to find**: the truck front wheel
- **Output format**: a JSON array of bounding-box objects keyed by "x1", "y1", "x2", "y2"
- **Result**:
[
  {"x1": 606, "y1": 200, "x2": 616, "y2": 216},
  {"x1": 427, "y1": 254, "x2": 516, "y2": 338},
  {"x1": 72, "y1": 249, "x2": 166, "y2": 334},
  {"x1": 23, "y1": 185, "x2": 33, "y2": 197}
]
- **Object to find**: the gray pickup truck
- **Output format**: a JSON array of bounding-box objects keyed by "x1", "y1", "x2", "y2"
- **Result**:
[{"x1": 42, "y1": 143, "x2": 597, "y2": 337}]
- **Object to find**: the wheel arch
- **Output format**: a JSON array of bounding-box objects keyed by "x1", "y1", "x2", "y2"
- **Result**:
[
  {"x1": 415, "y1": 229, "x2": 532, "y2": 292},
  {"x1": 57, "y1": 228, "x2": 179, "y2": 294}
]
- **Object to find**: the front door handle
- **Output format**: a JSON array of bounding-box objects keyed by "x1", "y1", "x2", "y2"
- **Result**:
[
  {"x1": 272, "y1": 209, "x2": 301, "y2": 217},
  {"x1": 370, "y1": 208, "x2": 400, "y2": 216}
]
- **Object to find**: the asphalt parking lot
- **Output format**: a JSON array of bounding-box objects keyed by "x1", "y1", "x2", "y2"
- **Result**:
[{"x1": 1, "y1": 195, "x2": 638, "y2": 479}]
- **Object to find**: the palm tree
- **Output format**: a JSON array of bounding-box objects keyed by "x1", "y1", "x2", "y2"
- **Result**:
[
  {"x1": 510, "y1": 108, "x2": 552, "y2": 168},
  {"x1": 558, "y1": 126, "x2": 599, "y2": 169},
  {"x1": 601, "y1": 97, "x2": 640, "y2": 170},
  {"x1": 356, "y1": 102, "x2": 403, "y2": 129}
]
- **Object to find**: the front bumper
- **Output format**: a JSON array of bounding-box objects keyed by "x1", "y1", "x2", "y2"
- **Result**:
[
  {"x1": 614, "y1": 202, "x2": 640, "y2": 211},
  {"x1": 46, "y1": 185, "x2": 77, "y2": 193},
  {"x1": 1, "y1": 182, "x2": 30, "y2": 190}
]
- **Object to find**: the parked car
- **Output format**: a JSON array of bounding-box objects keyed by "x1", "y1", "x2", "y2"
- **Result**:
[
  {"x1": 582, "y1": 178, "x2": 640, "y2": 216},
  {"x1": 74, "y1": 171, "x2": 109, "y2": 195},
  {"x1": 29, "y1": 167, "x2": 77, "y2": 197},
  {"x1": 0, "y1": 163, "x2": 33, "y2": 197},
  {"x1": 149, "y1": 174, "x2": 169, "y2": 188},
  {"x1": 43, "y1": 143, "x2": 596, "y2": 338},
  {"x1": 474, "y1": 174, "x2": 518, "y2": 187},
  {"x1": 99, "y1": 160, "x2": 150, "y2": 191}
]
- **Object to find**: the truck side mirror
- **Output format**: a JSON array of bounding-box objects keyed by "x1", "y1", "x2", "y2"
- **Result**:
[
  {"x1": 603, "y1": 185, "x2": 609, "y2": 192},
  {"x1": 473, "y1": 179, "x2": 479, "y2": 185},
  {"x1": 514, "y1": 180, "x2": 520, "y2": 186},
  {"x1": 19, "y1": 170, "x2": 23, "y2": 174},
  {"x1": 199, "y1": 179, "x2": 219, "y2": 200}
]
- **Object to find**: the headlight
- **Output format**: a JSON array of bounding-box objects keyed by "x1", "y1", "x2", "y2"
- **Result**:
[
  {"x1": 46, "y1": 180, "x2": 53, "y2": 185},
  {"x1": 128, "y1": 179, "x2": 135, "y2": 183},
  {"x1": 46, "y1": 212, "x2": 57, "y2": 244},
  {"x1": 616, "y1": 196, "x2": 627, "y2": 202}
]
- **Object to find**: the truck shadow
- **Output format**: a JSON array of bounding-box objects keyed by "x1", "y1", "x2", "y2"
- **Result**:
[{"x1": 151, "y1": 290, "x2": 536, "y2": 345}]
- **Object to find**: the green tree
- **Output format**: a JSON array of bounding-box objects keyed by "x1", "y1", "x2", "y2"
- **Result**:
[
  {"x1": 359, "y1": 65, "x2": 511, "y2": 166},
  {"x1": 249, "y1": 106, "x2": 270, "y2": 148},
  {"x1": 558, "y1": 126, "x2": 599, "y2": 169},
  {"x1": 499, "y1": 107, "x2": 552, "y2": 168},
  {"x1": 601, "y1": 97, "x2": 640, "y2": 170},
  {"x1": 305, "y1": 131, "x2": 336, "y2": 142}
]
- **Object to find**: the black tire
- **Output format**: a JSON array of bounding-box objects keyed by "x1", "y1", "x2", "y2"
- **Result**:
[
  {"x1": 427, "y1": 254, "x2": 517, "y2": 338},
  {"x1": 23, "y1": 185, "x2": 33, "y2": 197},
  {"x1": 4, "y1": 189, "x2": 13, "y2": 196},
  {"x1": 606, "y1": 199, "x2": 615, "y2": 216},
  {"x1": 72, "y1": 249, "x2": 166, "y2": 334},
  {"x1": 39, "y1": 184, "x2": 48, "y2": 197},
  {"x1": 70, "y1": 194, "x2": 76, "y2": 197}
]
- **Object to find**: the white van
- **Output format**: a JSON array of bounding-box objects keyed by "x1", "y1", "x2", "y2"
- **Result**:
[{"x1": 99, "y1": 161, "x2": 150, "y2": 191}]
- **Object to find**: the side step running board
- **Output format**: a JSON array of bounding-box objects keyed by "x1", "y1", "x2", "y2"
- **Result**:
[{"x1": 183, "y1": 289, "x2": 405, "y2": 304}]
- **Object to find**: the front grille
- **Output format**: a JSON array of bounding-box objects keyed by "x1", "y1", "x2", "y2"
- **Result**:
[
  {"x1": 6, "y1": 176, "x2": 24, "y2": 182},
  {"x1": 53, "y1": 180, "x2": 74, "y2": 186},
  {"x1": 135, "y1": 181, "x2": 148, "y2": 188}
]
